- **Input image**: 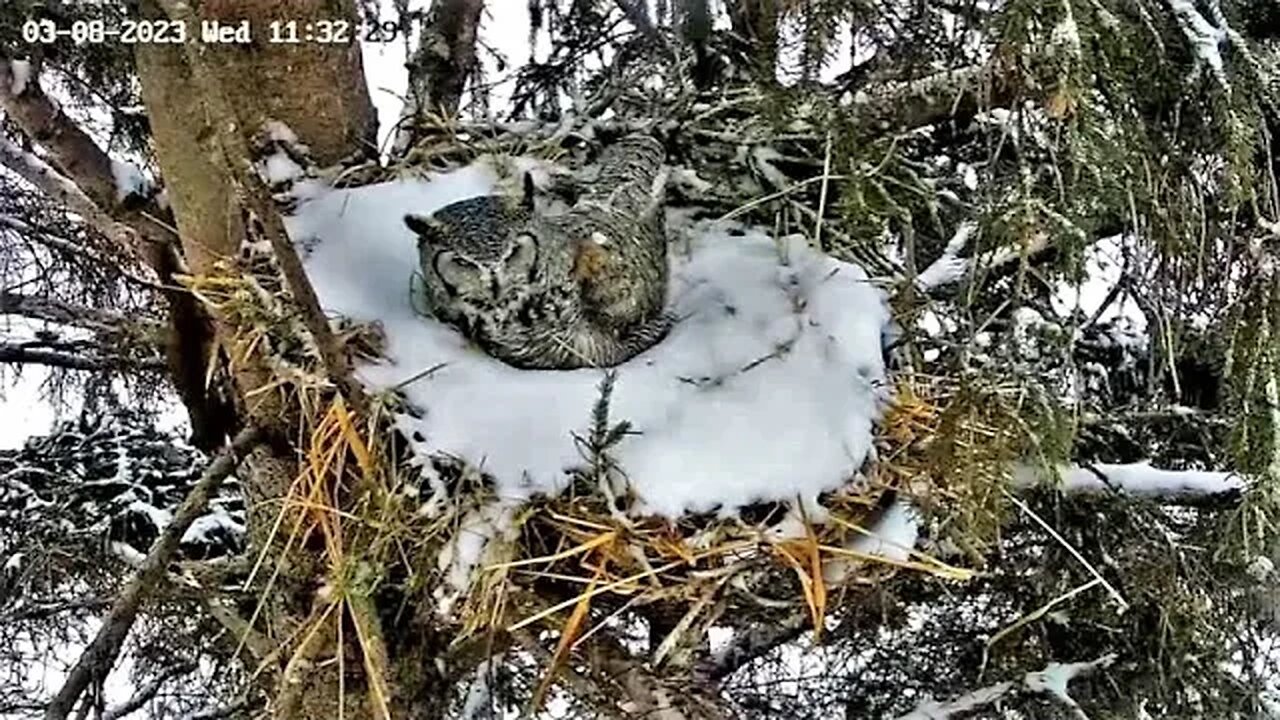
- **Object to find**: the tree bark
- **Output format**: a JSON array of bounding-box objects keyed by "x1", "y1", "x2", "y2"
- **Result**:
[
  {"x1": 192, "y1": 0, "x2": 378, "y2": 164},
  {"x1": 727, "y1": 0, "x2": 780, "y2": 80},
  {"x1": 133, "y1": 3, "x2": 395, "y2": 717},
  {"x1": 406, "y1": 0, "x2": 485, "y2": 121}
]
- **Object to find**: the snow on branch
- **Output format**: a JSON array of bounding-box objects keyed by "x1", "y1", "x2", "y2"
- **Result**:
[
  {"x1": 0, "y1": 342, "x2": 165, "y2": 372},
  {"x1": 850, "y1": 64, "x2": 1015, "y2": 134},
  {"x1": 1014, "y1": 461, "x2": 1244, "y2": 502},
  {"x1": 0, "y1": 60, "x2": 172, "y2": 255},
  {"x1": 0, "y1": 137, "x2": 134, "y2": 250},
  {"x1": 43, "y1": 427, "x2": 262, "y2": 720},
  {"x1": 896, "y1": 653, "x2": 1116, "y2": 720},
  {"x1": 8, "y1": 60, "x2": 32, "y2": 97},
  {"x1": 1167, "y1": 0, "x2": 1229, "y2": 87},
  {"x1": 0, "y1": 292, "x2": 162, "y2": 336},
  {"x1": 915, "y1": 222, "x2": 975, "y2": 291}
]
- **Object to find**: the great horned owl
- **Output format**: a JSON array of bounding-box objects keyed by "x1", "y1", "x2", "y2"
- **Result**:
[{"x1": 404, "y1": 135, "x2": 672, "y2": 370}]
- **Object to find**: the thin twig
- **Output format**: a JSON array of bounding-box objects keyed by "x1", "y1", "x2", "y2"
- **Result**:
[{"x1": 1002, "y1": 489, "x2": 1129, "y2": 613}]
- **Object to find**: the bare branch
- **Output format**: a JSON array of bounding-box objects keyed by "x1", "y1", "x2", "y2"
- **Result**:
[
  {"x1": 615, "y1": 0, "x2": 657, "y2": 35},
  {"x1": 43, "y1": 427, "x2": 262, "y2": 720},
  {"x1": 695, "y1": 611, "x2": 809, "y2": 680},
  {"x1": 100, "y1": 662, "x2": 194, "y2": 720}
]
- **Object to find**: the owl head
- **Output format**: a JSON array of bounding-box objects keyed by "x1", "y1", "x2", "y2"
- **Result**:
[{"x1": 404, "y1": 177, "x2": 544, "y2": 335}]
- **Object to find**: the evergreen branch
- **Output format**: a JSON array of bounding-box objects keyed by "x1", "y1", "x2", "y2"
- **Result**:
[{"x1": 42, "y1": 427, "x2": 262, "y2": 720}]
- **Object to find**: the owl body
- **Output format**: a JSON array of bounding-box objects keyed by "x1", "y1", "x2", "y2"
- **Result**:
[{"x1": 405, "y1": 135, "x2": 671, "y2": 370}]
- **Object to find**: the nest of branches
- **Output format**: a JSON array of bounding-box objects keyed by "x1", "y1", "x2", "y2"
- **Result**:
[
  {"x1": 435, "y1": 379, "x2": 985, "y2": 665},
  {"x1": 173, "y1": 45, "x2": 1066, "y2": 703}
]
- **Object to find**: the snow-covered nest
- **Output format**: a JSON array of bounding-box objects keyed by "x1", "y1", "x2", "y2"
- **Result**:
[{"x1": 282, "y1": 156, "x2": 962, "y2": 626}]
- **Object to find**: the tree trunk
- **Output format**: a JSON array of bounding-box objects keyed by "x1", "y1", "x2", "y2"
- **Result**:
[
  {"x1": 134, "y1": 2, "x2": 383, "y2": 717},
  {"x1": 727, "y1": 0, "x2": 780, "y2": 80},
  {"x1": 406, "y1": 0, "x2": 486, "y2": 122}
]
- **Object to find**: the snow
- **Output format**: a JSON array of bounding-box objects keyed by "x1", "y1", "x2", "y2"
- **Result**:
[
  {"x1": 1014, "y1": 461, "x2": 1243, "y2": 497},
  {"x1": 1024, "y1": 654, "x2": 1117, "y2": 709},
  {"x1": 109, "y1": 540, "x2": 147, "y2": 568},
  {"x1": 257, "y1": 152, "x2": 305, "y2": 186},
  {"x1": 458, "y1": 660, "x2": 494, "y2": 720},
  {"x1": 895, "y1": 682, "x2": 1015, "y2": 720},
  {"x1": 126, "y1": 499, "x2": 172, "y2": 531},
  {"x1": 847, "y1": 500, "x2": 919, "y2": 562},
  {"x1": 291, "y1": 162, "x2": 890, "y2": 520},
  {"x1": 262, "y1": 119, "x2": 299, "y2": 145},
  {"x1": 181, "y1": 505, "x2": 245, "y2": 546},
  {"x1": 109, "y1": 159, "x2": 150, "y2": 202},
  {"x1": 9, "y1": 59, "x2": 32, "y2": 96},
  {"x1": 915, "y1": 223, "x2": 974, "y2": 291},
  {"x1": 897, "y1": 653, "x2": 1116, "y2": 719},
  {"x1": 1168, "y1": 0, "x2": 1228, "y2": 86}
]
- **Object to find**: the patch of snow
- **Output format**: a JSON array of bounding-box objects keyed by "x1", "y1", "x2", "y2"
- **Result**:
[
  {"x1": 1049, "y1": 2, "x2": 1082, "y2": 59},
  {"x1": 262, "y1": 119, "x2": 299, "y2": 145},
  {"x1": 1012, "y1": 306, "x2": 1046, "y2": 358},
  {"x1": 435, "y1": 502, "x2": 518, "y2": 613},
  {"x1": 258, "y1": 152, "x2": 304, "y2": 186},
  {"x1": 9, "y1": 59, "x2": 32, "y2": 96},
  {"x1": 1248, "y1": 555, "x2": 1274, "y2": 582},
  {"x1": 181, "y1": 506, "x2": 245, "y2": 546},
  {"x1": 848, "y1": 500, "x2": 920, "y2": 562},
  {"x1": 110, "y1": 159, "x2": 151, "y2": 202},
  {"x1": 459, "y1": 660, "x2": 494, "y2": 720},
  {"x1": 895, "y1": 682, "x2": 1015, "y2": 720},
  {"x1": 127, "y1": 499, "x2": 172, "y2": 531},
  {"x1": 3, "y1": 551, "x2": 22, "y2": 571},
  {"x1": 1168, "y1": 0, "x2": 1228, "y2": 86},
  {"x1": 707, "y1": 626, "x2": 735, "y2": 657},
  {"x1": 291, "y1": 164, "x2": 890, "y2": 521},
  {"x1": 1024, "y1": 653, "x2": 1116, "y2": 710},
  {"x1": 915, "y1": 222, "x2": 974, "y2": 291},
  {"x1": 109, "y1": 540, "x2": 147, "y2": 568},
  {"x1": 898, "y1": 653, "x2": 1115, "y2": 719}
]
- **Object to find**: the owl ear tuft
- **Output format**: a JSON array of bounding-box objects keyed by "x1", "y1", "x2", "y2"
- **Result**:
[
  {"x1": 521, "y1": 172, "x2": 536, "y2": 210},
  {"x1": 405, "y1": 213, "x2": 445, "y2": 242}
]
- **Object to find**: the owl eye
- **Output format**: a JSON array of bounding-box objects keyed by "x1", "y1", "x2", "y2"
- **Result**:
[
  {"x1": 432, "y1": 251, "x2": 485, "y2": 296},
  {"x1": 502, "y1": 233, "x2": 539, "y2": 279}
]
